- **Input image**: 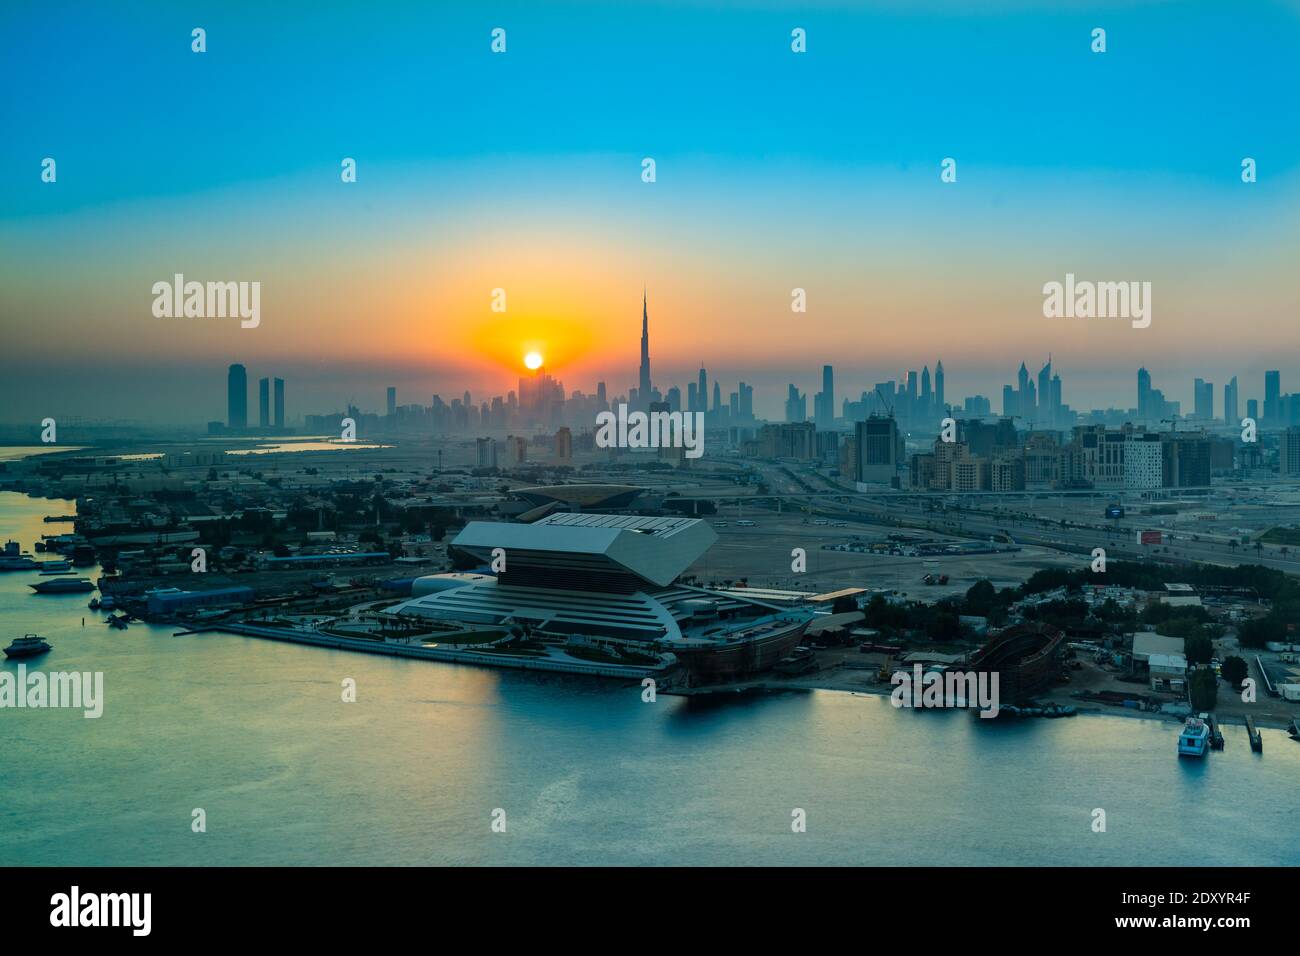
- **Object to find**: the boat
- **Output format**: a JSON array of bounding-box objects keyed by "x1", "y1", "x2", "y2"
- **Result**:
[
  {"x1": 4, "y1": 634, "x2": 52, "y2": 659},
  {"x1": 1287, "y1": 718, "x2": 1299, "y2": 740},
  {"x1": 0, "y1": 554, "x2": 39, "y2": 571},
  {"x1": 670, "y1": 614, "x2": 811, "y2": 685},
  {"x1": 28, "y1": 577, "x2": 96, "y2": 594},
  {"x1": 37, "y1": 559, "x2": 73, "y2": 573},
  {"x1": 106, "y1": 614, "x2": 129, "y2": 630},
  {"x1": 88, "y1": 597, "x2": 101, "y2": 610},
  {"x1": 1177, "y1": 716, "x2": 1210, "y2": 757}
]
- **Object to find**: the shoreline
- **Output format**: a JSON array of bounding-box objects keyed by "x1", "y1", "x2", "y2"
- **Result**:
[
  {"x1": 670, "y1": 670, "x2": 1300, "y2": 733},
  {"x1": 201, "y1": 621, "x2": 1300, "y2": 734}
]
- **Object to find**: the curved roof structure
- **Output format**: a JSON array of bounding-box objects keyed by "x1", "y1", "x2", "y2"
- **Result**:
[{"x1": 450, "y1": 512, "x2": 717, "y2": 589}]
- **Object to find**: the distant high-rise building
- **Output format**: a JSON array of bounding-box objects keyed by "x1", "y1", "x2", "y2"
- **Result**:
[
  {"x1": 258, "y1": 377, "x2": 270, "y2": 428},
  {"x1": 712, "y1": 381, "x2": 721, "y2": 414},
  {"x1": 1265, "y1": 370, "x2": 1281, "y2": 423},
  {"x1": 815, "y1": 365, "x2": 835, "y2": 427},
  {"x1": 227, "y1": 364, "x2": 247, "y2": 431},
  {"x1": 934, "y1": 361, "x2": 945, "y2": 414},
  {"x1": 1037, "y1": 359, "x2": 1051, "y2": 421},
  {"x1": 1281, "y1": 428, "x2": 1300, "y2": 476},
  {"x1": 1137, "y1": 367, "x2": 1152, "y2": 420},
  {"x1": 1193, "y1": 378, "x2": 1213, "y2": 420},
  {"x1": 555, "y1": 427, "x2": 573, "y2": 463},
  {"x1": 785, "y1": 384, "x2": 807, "y2": 423},
  {"x1": 1247, "y1": 398, "x2": 1259, "y2": 422},
  {"x1": 273, "y1": 378, "x2": 284, "y2": 429},
  {"x1": 386, "y1": 386, "x2": 397, "y2": 417},
  {"x1": 698, "y1": 367, "x2": 708, "y2": 414},
  {"x1": 638, "y1": 291, "x2": 652, "y2": 409},
  {"x1": 855, "y1": 416, "x2": 901, "y2": 485},
  {"x1": 687, "y1": 382, "x2": 698, "y2": 412},
  {"x1": 476, "y1": 437, "x2": 498, "y2": 469},
  {"x1": 1224, "y1": 376, "x2": 1238, "y2": 426}
]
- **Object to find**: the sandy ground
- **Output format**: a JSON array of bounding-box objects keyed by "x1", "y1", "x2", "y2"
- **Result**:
[{"x1": 686, "y1": 513, "x2": 1080, "y2": 597}]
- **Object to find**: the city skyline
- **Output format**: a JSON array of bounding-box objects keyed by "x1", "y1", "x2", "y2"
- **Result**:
[{"x1": 3, "y1": 2, "x2": 1299, "y2": 423}]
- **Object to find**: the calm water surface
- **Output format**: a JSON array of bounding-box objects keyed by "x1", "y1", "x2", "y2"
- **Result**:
[{"x1": 1, "y1": 492, "x2": 1296, "y2": 866}]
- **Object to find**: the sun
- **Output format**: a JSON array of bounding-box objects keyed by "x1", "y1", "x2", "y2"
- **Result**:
[{"x1": 523, "y1": 351, "x2": 543, "y2": 371}]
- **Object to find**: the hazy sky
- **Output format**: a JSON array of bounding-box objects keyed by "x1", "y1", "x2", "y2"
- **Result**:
[{"x1": 2, "y1": 0, "x2": 1299, "y2": 424}]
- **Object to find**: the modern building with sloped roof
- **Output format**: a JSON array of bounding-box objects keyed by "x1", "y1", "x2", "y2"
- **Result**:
[{"x1": 383, "y1": 513, "x2": 813, "y2": 682}]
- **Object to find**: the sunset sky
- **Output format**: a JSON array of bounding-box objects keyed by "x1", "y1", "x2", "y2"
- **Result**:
[{"x1": 2, "y1": 0, "x2": 1299, "y2": 423}]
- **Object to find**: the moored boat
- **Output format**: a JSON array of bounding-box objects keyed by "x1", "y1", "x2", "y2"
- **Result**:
[
  {"x1": 1177, "y1": 716, "x2": 1210, "y2": 757},
  {"x1": 4, "y1": 634, "x2": 52, "y2": 659},
  {"x1": 29, "y1": 577, "x2": 96, "y2": 594},
  {"x1": 670, "y1": 614, "x2": 811, "y2": 684}
]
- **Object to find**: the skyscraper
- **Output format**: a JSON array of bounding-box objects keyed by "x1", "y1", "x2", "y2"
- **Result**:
[
  {"x1": 258, "y1": 377, "x2": 270, "y2": 428},
  {"x1": 638, "y1": 290, "x2": 652, "y2": 409},
  {"x1": 1193, "y1": 378, "x2": 1213, "y2": 420},
  {"x1": 1137, "y1": 367, "x2": 1152, "y2": 420},
  {"x1": 1265, "y1": 370, "x2": 1281, "y2": 423},
  {"x1": 1037, "y1": 358, "x2": 1051, "y2": 421},
  {"x1": 1224, "y1": 376, "x2": 1238, "y2": 426},
  {"x1": 273, "y1": 378, "x2": 284, "y2": 429},
  {"x1": 698, "y1": 367, "x2": 708, "y2": 414},
  {"x1": 387, "y1": 386, "x2": 397, "y2": 417},
  {"x1": 934, "y1": 361, "x2": 945, "y2": 415},
  {"x1": 815, "y1": 364, "x2": 835, "y2": 427},
  {"x1": 227, "y1": 364, "x2": 247, "y2": 431}
]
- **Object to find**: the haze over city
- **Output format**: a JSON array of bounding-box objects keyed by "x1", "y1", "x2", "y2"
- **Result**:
[{"x1": 3, "y1": 0, "x2": 1299, "y2": 423}]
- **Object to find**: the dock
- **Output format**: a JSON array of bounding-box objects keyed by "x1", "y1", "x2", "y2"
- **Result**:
[
  {"x1": 1206, "y1": 713, "x2": 1224, "y2": 750},
  {"x1": 1246, "y1": 715, "x2": 1263, "y2": 752}
]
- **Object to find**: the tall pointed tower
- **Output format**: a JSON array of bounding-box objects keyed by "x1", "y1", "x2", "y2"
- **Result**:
[{"x1": 638, "y1": 288, "x2": 652, "y2": 407}]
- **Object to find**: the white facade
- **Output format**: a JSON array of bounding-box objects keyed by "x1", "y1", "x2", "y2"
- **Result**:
[{"x1": 1124, "y1": 438, "x2": 1164, "y2": 489}]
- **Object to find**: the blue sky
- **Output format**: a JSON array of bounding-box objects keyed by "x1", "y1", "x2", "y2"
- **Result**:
[{"x1": 2, "y1": 0, "x2": 1298, "y2": 422}]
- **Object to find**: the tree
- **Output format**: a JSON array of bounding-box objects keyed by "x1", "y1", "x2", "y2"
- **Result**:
[
  {"x1": 1188, "y1": 667, "x2": 1218, "y2": 711},
  {"x1": 1183, "y1": 633, "x2": 1213, "y2": 667},
  {"x1": 1220, "y1": 655, "x2": 1248, "y2": 688},
  {"x1": 963, "y1": 579, "x2": 996, "y2": 616}
]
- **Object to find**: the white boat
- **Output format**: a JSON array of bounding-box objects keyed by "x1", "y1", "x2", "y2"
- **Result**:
[{"x1": 1177, "y1": 716, "x2": 1210, "y2": 757}]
